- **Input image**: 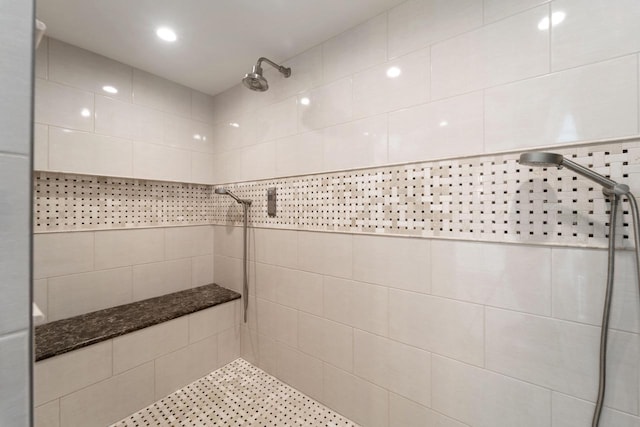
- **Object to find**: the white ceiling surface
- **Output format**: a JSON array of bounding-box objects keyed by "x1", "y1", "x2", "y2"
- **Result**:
[{"x1": 37, "y1": 0, "x2": 406, "y2": 95}]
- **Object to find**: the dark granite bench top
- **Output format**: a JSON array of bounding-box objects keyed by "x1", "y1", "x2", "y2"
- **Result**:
[{"x1": 35, "y1": 283, "x2": 241, "y2": 362}]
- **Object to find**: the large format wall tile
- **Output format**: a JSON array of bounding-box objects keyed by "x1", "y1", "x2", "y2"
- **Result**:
[
  {"x1": 552, "y1": 392, "x2": 640, "y2": 427},
  {"x1": 94, "y1": 228, "x2": 164, "y2": 270},
  {"x1": 297, "y1": 78, "x2": 353, "y2": 132},
  {"x1": 484, "y1": 0, "x2": 549, "y2": 23},
  {"x1": 48, "y1": 267, "x2": 133, "y2": 321},
  {"x1": 0, "y1": 332, "x2": 30, "y2": 425},
  {"x1": 323, "y1": 115, "x2": 388, "y2": 172},
  {"x1": 48, "y1": 127, "x2": 133, "y2": 177},
  {"x1": 323, "y1": 276, "x2": 388, "y2": 336},
  {"x1": 322, "y1": 14, "x2": 387, "y2": 82},
  {"x1": 49, "y1": 39, "x2": 133, "y2": 102},
  {"x1": 297, "y1": 231, "x2": 352, "y2": 279},
  {"x1": 132, "y1": 70, "x2": 191, "y2": 117},
  {"x1": 276, "y1": 344, "x2": 323, "y2": 401},
  {"x1": 35, "y1": 79, "x2": 94, "y2": 132},
  {"x1": 353, "y1": 235, "x2": 430, "y2": 293},
  {"x1": 551, "y1": 0, "x2": 640, "y2": 71},
  {"x1": 132, "y1": 259, "x2": 191, "y2": 301},
  {"x1": 35, "y1": 341, "x2": 112, "y2": 405},
  {"x1": 34, "y1": 232, "x2": 94, "y2": 279},
  {"x1": 431, "y1": 240, "x2": 552, "y2": 315},
  {"x1": 322, "y1": 363, "x2": 389, "y2": 427},
  {"x1": 112, "y1": 317, "x2": 188, "y2": 374},
  {"x1": 388, "y1": 0, "x2": 483, "y2": 59},
  {"x1": 552, "y1": 248, "x2": 639, "y2": 333},
  {"x1": 431, "y1": 6, "x2": 549, "y2": 100},
  {"x1": 485, "y1": 55, "x2": 638, "y2": 151},
  {"x1": 354, "y1": 330, "x2": 431, "y2": 406},
  {"x1": 0, "y1": 157, "x2": 30, "y2": 334},
  {"x1": 389, "y1": 290, "x2": 484, "y2": 366},
  {"x1": 486, "y1": 308, "x2": 639, "y2": 413},
  {"x1": 352, "y1": 48, "x2": 429, "y2": 119},
  {"x1": 432, "y1": 355, "x2": 551, "y2": 427},
  {"x1": 388, "y1": 91, "x2": 483, "y2": 162},
  {"x1": 276, "y1": 131, "x2": 324, "y2": 177},
  {"x1": 60, "y1": 362, "x2": 154, "y2": 427}
]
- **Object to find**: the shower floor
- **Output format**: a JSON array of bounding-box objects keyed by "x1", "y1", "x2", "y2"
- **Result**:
[{"x1": 111, "y1": 358, "x2": 357, "y2": 426}]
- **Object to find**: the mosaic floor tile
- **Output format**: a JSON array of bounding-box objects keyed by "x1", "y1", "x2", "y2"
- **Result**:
[{"x1": 111, "y1": 358, "x2": 357, "y2": 427}]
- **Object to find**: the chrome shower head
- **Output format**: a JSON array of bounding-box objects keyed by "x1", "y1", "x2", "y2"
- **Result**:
[
  {"x1": 214, "y1": 187, "x2": 252, "y2": 205},
  {"x1": 519, "y1": 152, "x2": 564, "y2": 168},
  {"x1": 519, "y1": 151, "x2": 629, "y2": 195},
  {"x1": 243, "y1": 65, "x2": 269, "y2": 92},
  {"x1": 242, "y1": 57, "x2": 291, "y2": 92}
]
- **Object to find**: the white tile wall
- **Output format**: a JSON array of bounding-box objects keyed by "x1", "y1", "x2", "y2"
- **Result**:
[
  {"x1": 551, "y1": 0, "x2": 640, "y2": 71},
  {"x1": 32, "y1": 2, "x2": 640, "y2": 427},
  {"x1": 552, "y1": 248, "x2": 639, "y2": 333},
  {"x1": 485, "y1": 55, "x2": 639, "y2": 151},
  {"x1": 35, "y1": 39, "x2": 218, "y2": 184},
  {"x1": 49, "y1": 39, "x2": 133, "y2": 102},
  {"x1": 431, "y1": 240, "x2": 552, "y2": 315},
  {"x1": 0, "y1": 157, "x2": 30, "y2": 334},
  {"x1": 486, "y1": 308, "x2": 639, "y2": 413},
  {"x1": 552, "y1": 392, "x2": 640, "y2": 427},
  {"x1": 60, "y1": 362, "x2": 154, "y2": 427},
  {"x1": 36, "y1": 226, "x2": 215, "y2": 322},
  {"x1": 387, "y1": 0, "x2": 482, "y2": 59},
  {"x1": 48, "y1": 127, "x2": 133, "y2": 177},
  {"x1": 0, "y1": 332, "x2": 30, "y2": 426},
  {"x1": 430, "y1": 6, "x2": 550, "y2": 100},
  {"x1": 431, "y1": 355, "x2": 551, "y2": 427},
  {"x1": 1, "y1": 2, "x2": 32, "y2": 425},
  {"x1": 34, "y1": 301, "x2": 238, "y2": 427},
  {"x1": 48, "y1": 267, "x2": 133, "y2": 321},
  {"x1": 322, "y1": 14, "x2": 387, "y2": 83}
]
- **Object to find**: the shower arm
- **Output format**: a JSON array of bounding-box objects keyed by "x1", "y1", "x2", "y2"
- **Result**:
[
  {"x1": 561, "y1": 158, "x2": 629, "y2": 195},
  {"x1": 255, "y1": 57, "x2": 291, "y2": 77}
]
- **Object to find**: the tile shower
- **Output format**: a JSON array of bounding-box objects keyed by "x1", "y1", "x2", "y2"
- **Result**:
[{"x1": 26, "y1": 1, "x2": 640, "y2": 427}]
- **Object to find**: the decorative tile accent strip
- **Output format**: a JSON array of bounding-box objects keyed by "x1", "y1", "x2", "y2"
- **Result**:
[
  {"x1": 34, "y1": 173, "x2": 214, "y2": 231},
  {"x1": 216, "y1": 141, "x2": 639, "y2": 248},
  {"x1": 112, "y1": 358, "x2": 357, "y2": 426},
  {"x1": 35, "y1": 139, "x2": 640, "y2": 248}
]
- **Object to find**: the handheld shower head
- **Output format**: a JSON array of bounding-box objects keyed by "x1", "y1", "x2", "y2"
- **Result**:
[
  {"x1": 214, "y1": 187, "x2": 252, "y2": 205},
  {"x1": 518, "y1": 152, "x2": 564, "y2": 168},
  {"x1": 519, "y1": 151, "x2": 629, "y2": 195},
  {"x1": 242, "y1": 57, "x2": 291, "y2": 92}
]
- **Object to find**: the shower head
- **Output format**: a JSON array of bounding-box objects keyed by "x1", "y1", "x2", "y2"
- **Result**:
[
  {"x1": 519, "y1": 152, "x2": 564, "y2": 168},
  {"x1": 214, "y1": 187, "x2": 252, "y2": 205},
  {"x1": 242, "y1": 57, "x2": 291, "y2": 92},
  {"x1": 518, "y1": 151, "x2": 629, "y2": 195}
]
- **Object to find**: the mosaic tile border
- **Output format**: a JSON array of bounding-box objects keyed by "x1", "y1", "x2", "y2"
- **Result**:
[{"x1": 35, "y1": 139, "x2": 640, "y2": 249}]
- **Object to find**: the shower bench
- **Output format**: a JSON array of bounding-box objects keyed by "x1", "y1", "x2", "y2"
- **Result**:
[{"x1": 33, "y1": 283, "x2": 241, "y2": 427}]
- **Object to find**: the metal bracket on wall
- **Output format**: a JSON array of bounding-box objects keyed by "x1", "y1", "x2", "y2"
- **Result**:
[{"x1": 267, "y1": 187, "x2": 277, "y2": 217}]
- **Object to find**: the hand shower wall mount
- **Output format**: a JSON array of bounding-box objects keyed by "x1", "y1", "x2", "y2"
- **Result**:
[
  {"x1": 214, "y1": 188, "x2": 252, "y2": 323},
  {"x1": 519, "y1": 151, "x2": 639, "y2": 427}
]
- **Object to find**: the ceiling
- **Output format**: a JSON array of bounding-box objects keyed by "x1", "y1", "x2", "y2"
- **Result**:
[{"x1": 36, "y1": 0, "x2": 406, "y2": 95}]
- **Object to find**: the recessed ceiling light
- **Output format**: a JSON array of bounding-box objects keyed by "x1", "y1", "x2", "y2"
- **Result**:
[
  {"x1": 102, "y1": 85, "x2": 118, "y2": 94},
  {"x1": 80, "y1": 108, "x2": 91, "y2": 117},
  {"x1": 156, "y1": 27, "x2": 177, "y2": 42},
  {"x1": 299, "y1": 97, "x2": 310, "y2": 106},
  {"x1": 229, "y1": 122, "x2": 240, "y2": 128}
]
